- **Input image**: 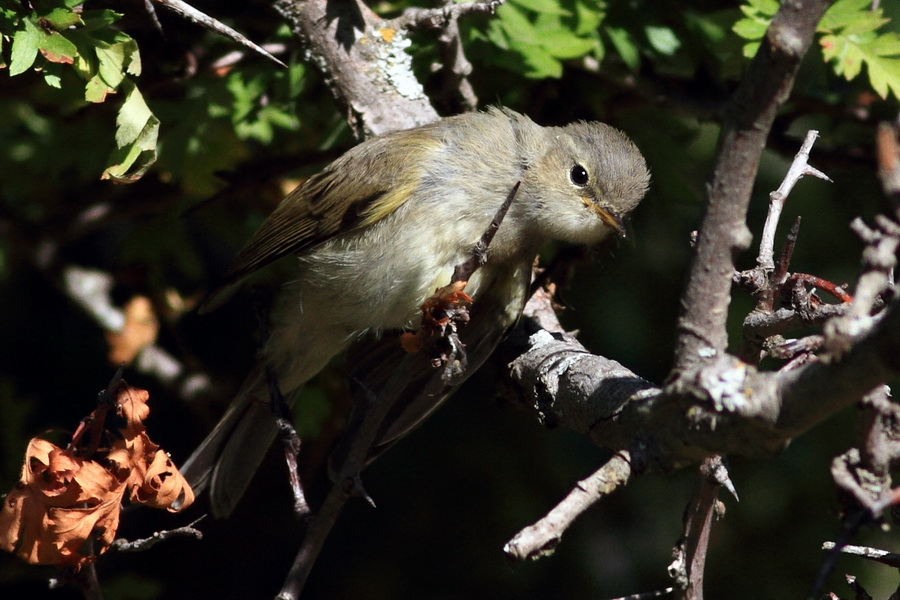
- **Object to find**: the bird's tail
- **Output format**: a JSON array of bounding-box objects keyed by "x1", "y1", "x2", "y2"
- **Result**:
[{"x1": 180, "y1": 367, "x2": 282, "y2": 518}]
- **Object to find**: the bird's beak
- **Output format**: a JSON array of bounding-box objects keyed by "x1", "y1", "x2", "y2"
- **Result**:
[{"x1": 581, "y1": 197, "x2": 626, "y2": 238}]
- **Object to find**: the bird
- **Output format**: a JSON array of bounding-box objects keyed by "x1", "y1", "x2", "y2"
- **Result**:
[{"x1": 181, "y1": 106, "x2": 650, "y2": 517}]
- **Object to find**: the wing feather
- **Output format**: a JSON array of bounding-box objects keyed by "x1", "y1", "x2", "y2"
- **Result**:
[{"x1": 211, "y1": 130, "x2": 444, "y2": 295}]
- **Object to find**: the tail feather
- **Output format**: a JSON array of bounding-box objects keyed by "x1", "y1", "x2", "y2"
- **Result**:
[{"x1": 180, "y1": 368, "x2": 282, "y2": 518}]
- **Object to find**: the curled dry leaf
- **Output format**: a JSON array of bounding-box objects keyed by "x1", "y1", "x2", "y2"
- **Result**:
[{"x1": 0, "y1": 382, "x2": 194, "y2": 567}]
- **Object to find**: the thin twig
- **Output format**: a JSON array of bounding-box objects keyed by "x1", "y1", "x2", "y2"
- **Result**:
[
  {"x1": 110, "y1": 518, "x2": 205, "y2": 552},
  {"x1": 253, "y1": 289, "x2": 310, "y2": 518},
  {"x1": 503, "y1": 452, "x2": 632, "y2": 562},
  {"x1": 757, "y1": 130, "x2": 831, "y2": 271},
  {"x1": 821, "y1": 542, "x2": 900, "y2": 568},
  {"x1": 452, "y1": 182, "x2": 520, "y2": 282},
  {"x1": 386, "y1": 0, "x2": 503, "y2": 31}
]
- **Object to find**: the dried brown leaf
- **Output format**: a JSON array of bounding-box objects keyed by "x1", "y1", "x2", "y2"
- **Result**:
[{"x1": 0, "y1": 382, "x2": 194, "y2": 568}]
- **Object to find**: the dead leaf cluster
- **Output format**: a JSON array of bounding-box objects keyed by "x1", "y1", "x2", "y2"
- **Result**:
[{"x1": 0, "y1": 382, "x2": 193, "y2": 568}]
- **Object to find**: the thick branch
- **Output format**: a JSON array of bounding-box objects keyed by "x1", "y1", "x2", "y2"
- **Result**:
[
  {"x1": 674, "y1": 0, "x2": 830, "y2": 368},
  {"x1": 507, "y1": 290, "x2": 900, "y2": 472},
  {"x1": 273, "y1": 0, "x2": 439, "y2": 138}
]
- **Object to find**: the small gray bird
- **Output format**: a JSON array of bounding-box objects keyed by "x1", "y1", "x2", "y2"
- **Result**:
[{"x1": 182, "y1": 107, "x2": 650, "y2": 517}]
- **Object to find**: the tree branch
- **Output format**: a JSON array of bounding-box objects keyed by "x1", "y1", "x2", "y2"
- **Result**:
[
  {"x1": 273, "y1": 0, "x2": 439, "y2": 138},
  {"x1": 673, "y1": 0, "x2": 830, "y2": 368}
]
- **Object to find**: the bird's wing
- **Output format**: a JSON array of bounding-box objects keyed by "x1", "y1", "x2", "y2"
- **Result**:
[{"x1": 220, "y1": 131, "x2": 442, "y2": 289}]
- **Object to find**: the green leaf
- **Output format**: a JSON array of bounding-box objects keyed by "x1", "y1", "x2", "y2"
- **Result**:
[
  {"x1": 866, "y1": 55, "x2": 900, "y2": 100},
  {"x1": 541, "y1": 29, "x2": 597, "y2": 59},
  {"x1": 79, "y1": 9, "x2": 122, "y2": 32},
  {"x1": 43, "y1": 7, "x2": 82, "y2": 30},
  {"x1": 84, "y1": 73, "x2": 114, "y2": 103},
  {"x1": 817, "y1": 0, "x2": 900, "y2": 100},
  {"x1": 746, "y1": 0, "x2": 779, "y2": 15},
  {"x1": 511, "y1": 0, "x2": 571, "y2": 16},
  {"x1": 818, "y1": 0, "x2": 879, "y2": 32},
  {"x1": 103, "y1": 82, "x2": 159, "y2": 182},
  {"x1": 742, "y1": 41, "x2": 761, "y2": 59},
  {"x1": 96, "y1": 43, "x2": 128, "y2": 89},
  {"x1": 9, "y1": 20, "x2": 41, "y2": 76},
  {"x1": 606, "y1": 26, "x2": 639, "y2": 71},
  {"x1": 43, "y1": 70, "x2": 62, "y2": 88},
  {"x1": 115, "y1": 82, "x2": 154, "y2": 147},
  {"x1": 38, "y1": 30, "x2": 77, "y2": 64},
  {"x1": 645, "y1": 25, "x2": 680, "y2": 56},
  {"x1": 497, "y1": 2, "x2": 539, "y2": 45},
  {"x1": 519, "y1": 44, "x2": 563, "y2": 77},
  {"x1": 732, "y1": 16, "x2": 768, "y2": 41},
  {"x1": 573, "y1": 0, "x2": 604, "y2": 36}
]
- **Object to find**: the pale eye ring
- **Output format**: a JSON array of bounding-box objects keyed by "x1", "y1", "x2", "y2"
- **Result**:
[{"x1": 569, "y1": 164, "x2": 589, "y2": 187}]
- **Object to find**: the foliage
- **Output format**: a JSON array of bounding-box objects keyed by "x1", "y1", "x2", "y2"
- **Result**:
[
  {"x1": 0, "y1": 0, "x2": 156, "y2": 179},
  {"x1": 734, "y1": 0, "x2": 900, "y2": 99}
]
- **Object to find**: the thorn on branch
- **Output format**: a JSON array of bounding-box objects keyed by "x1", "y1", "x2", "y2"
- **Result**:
[
  {"x1": 757, "y1": 130, "x2": 830, "y2": 272},
  {"x1": 773, "y1": 216, "x2": 801, "y2": 286},
  {"x1": 153, "y1": 0, "x2": 287, "y2": 68}
]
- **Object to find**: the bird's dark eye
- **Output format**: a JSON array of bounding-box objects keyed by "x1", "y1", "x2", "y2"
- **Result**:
[{"x1": 569, "y1": 164, "x2": 589, "y2": 187}]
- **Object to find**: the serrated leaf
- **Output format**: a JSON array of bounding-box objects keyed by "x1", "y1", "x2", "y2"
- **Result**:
[
  {"x1": 484, "y1": 19, "x2": 511, "y2": 50},
  {"x1": 38, "y1": 31, "x2": 77, "y2": 64},
  {"x1": 85, "y1": 73, "x2": 112, "y2": 103},
  {"x1": 818, "y1": 0, "x2": 877, "y2": 32},
  {"x1": 866, "y1": 56, "x2": 900, "y2": 100},
  {"x1": 512, "y1": 0, "x2": 571, "y2": 16},
  {"x1": 742, "y1": 41, "x2": 761, "y2": 58},
  {"x1": 519, "y1": 43, "x2": 563, "y2": 77},
  {"x1": 820, "y1": 33, "x2": 900, "y2": 98},
  {"x1": 645, "y1": 25, "x2": 680, "y2": 56},
  {"x1": 834, "y1": 14, "x2": 888, "y2": 37},
  {"x1": 103, "y1": 86, "x2": 159, "y2": 182},
  {"x1": 43, "y1": 7, "x2": 83, "y2": 30},
  {"x1": 126, "y1": 42, "x2": 141, "y2": 76},
  {"x1": 534, "y1": 11, "x2": 563, "y2": 32},
  {"x1": 96, "y1": 43, "x2": 128, "y2": 89},
  {"x1": 497, "y1": 2, "x2": 539, "y2": 45},
  {"x1": 43, "y1": 71, "x2": 62, "y2": 87},
  {"x1": 606, "y1": 26, "x2": 639, "y2": 71},
  {"x1": 79, "y1": 9, "x2": 122, "y2": 32},
  {"x1": 9, "y1": 20, "x2": 41, "y2": 76},
  {"x1": 732, "y1": 16, "x2": 768, "y2": 41},
  {"x1": 746, "y1": 0, "x2": 779, "y2": 15},
  {"x1": 116, "y1": 83, "x2": 154, "y2": 147},
  {"x1": 573, "y1": 0, "x2": 603, "y2": 36},
  {"x1": 870, "y1": 33, "x2": 900, "y2": 56},
  {"x1": 541, "y1": 29, "x2": 597, "y2": 59}
]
